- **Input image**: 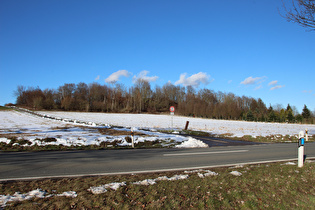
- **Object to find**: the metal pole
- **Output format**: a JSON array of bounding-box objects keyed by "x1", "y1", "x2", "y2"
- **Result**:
[{"x1": 184, "y1": 121, "x2": 190, "y2": 130}]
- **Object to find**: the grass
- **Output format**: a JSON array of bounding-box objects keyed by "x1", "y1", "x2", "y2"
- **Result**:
[
  {"x1": 0, "y1": 141, "x2": 166, "y2": 152},
  {"x1": 1, "y1": 161, "x2": 314, "y2": 209},
  {"x1": 180, "y1": 129, "x2": 215, "y2": 137},
  {"x1": 0, "y1": 106, "x2": 12, "y2": 111},
  {"x1": 220, "y1": 133, "x2": 315, "y2": 143}
]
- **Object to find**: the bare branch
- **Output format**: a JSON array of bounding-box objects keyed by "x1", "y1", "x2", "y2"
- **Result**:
[{"x1": 281, "y1": 0, "x2": 315, "y2": 31}]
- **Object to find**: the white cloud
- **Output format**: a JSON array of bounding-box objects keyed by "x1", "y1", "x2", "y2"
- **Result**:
[
  {"x1": 95, "y1": 75, "x2": 100, "y2": 81},
  {"x1": 255, "y1": 85, "x2": 263, "y2": 90},
  {"x1": 268, "y1": 80, "x2": 278, "y2": 86},
  {"x1": 132, "y1": 70, "x2": 158, "y2": 83},
  {"x1": 105, "y1": 70, "x2": 131, "y2": 83},
  {"x1": 270, "y1": 85, "x2": 285, "y2": 90},
  {"x1": 268, "y1": 80, "x2": 285, "y2": 90},
  {"x1": 175, "y1": 72, "x2": 212, "y2": 87},
  {"x1": 240, "y1": 76, "x2": 265, "y2": 85}
]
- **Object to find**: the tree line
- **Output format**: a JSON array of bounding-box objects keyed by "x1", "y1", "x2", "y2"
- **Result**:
[{"x1": 12, "y1": 80, "x2": 314, "y2": 124}]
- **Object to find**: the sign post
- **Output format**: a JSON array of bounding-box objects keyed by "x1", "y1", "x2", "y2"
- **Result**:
[
  {"x1": 170, "y1": 106, "x2": 175, "y2": 128},
  {"x1": 298, "y1": 131, "x2": 305, "y2": 168},
  {"x1": 131, "y1": 127, "x2": 135, "y2": 148}
]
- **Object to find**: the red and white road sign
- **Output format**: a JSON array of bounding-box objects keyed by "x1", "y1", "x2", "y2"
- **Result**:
[{"x1": 170, "y1": 106, "x2": 175, "y2": 112}]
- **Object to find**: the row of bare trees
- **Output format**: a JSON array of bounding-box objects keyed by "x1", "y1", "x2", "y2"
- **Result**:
[{"x1": 13, "y1": 80, "x2": 313, "y2": 123}]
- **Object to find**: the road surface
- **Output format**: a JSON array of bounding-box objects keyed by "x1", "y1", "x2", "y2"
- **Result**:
[
  {"x1": 188, "y1": 135, "x2": 263, "y2": 147},
  {"x1": 1, "y1": 142, "x2": 314, "y2": 181}
]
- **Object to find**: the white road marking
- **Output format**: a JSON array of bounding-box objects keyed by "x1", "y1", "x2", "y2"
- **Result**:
[{"x1": 163, "y1": 150, "x2": 248, "y2": 156}]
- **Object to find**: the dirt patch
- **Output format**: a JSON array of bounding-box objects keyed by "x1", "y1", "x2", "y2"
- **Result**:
[
  {"x1": 0, "y1": 133, "x2": 36, "y2": 139},
  {"x1": 51, "y1": 126, "x2": 74, "y2": 130},
  {"x1": 97, "y1": 128, "x2": 148, "y2": 136}
]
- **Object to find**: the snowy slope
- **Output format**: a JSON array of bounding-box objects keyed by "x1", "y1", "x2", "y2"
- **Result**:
[
  {"x1": 0, "y1": 110, "x2": 207, "y2": 148},
  {"x1": 38, "y1": 111, "x2": 315, "y2": 137}
]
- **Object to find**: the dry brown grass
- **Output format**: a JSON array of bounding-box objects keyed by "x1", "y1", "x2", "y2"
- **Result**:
[{"x1": 1, "y1": 161, "x2": 314, "y2": 209}]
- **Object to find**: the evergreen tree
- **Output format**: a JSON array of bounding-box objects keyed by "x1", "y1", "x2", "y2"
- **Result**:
[
  {"x1": 296, "y1": 114, "x2": 303, "y2": 123},
  {"x1": 302, "y1": 104, "x2": 311, "y2": 119},
  {"x1": 246, "y1": 110, "x2": 254, "y2": 121},
  {"x1": 286, "y1": 104, "x2": 294, "y2": 123},
  {"x1": 268, "y1": 105, "x2": 276, "y2": 122},
  {"x1": 287, "y1": 110, "x2": 294, "y2": 123}
]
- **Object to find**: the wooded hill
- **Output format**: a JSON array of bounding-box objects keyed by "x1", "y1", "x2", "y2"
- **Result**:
[{"x1": 12, "y1": 80, "x2": 314, "y2": 124}]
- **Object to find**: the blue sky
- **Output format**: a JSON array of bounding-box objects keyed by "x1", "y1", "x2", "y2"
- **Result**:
[{"x1": 1, "y1": 0, "x2": 314, "y2": 113}]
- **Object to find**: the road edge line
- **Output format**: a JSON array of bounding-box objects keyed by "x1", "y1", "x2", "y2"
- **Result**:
[{"x1": 1, "y1": 157, "x2": 315, "y2": 182}]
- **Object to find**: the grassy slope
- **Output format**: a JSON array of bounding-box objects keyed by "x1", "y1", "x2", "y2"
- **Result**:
[
  {"x1": 1, "y1": 161, "x2": 314, "y2": 209},
  {"x1": 0, "y1": 106, "x2": 11, "y2": 111}
]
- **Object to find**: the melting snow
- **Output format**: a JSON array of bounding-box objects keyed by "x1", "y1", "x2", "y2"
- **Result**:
[
  {"x1": 282, "y1": 162, "x2": 296, "y2": 165},
  {"x1": 88, "y1": 174, "x2": 190, "y2": 195},
  {"x1": 0, "y1": 189, "x2": 77, "y2": 208},
  {"x1": 197, "y1": 171, "x2": 219, "y2": 178},
  {"x1": 132, "y1": 179, "x2": 157, "y2": 186},
  {"x1": 88, "y1": 182, "x2": 126, "y2": 194},
  {"x1": 132, "y1": 174, "x2": 190, "y2": 186},
  {"x1": 230, "y1": 171, "x2": 242, "y2": 176}
]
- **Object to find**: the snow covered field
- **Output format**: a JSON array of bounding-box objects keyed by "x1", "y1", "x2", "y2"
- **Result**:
[
  {"x1": 1, "y1": 109, "x2": 314, "y2": 150},
  {"x1": 0, "y1": 110, "x2": 206, "y2": 148},
  {"x1": 38, "y1": 111, "x2": 315, "y2": 137}
]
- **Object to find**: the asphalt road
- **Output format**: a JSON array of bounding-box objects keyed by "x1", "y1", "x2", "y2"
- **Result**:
[
  {"x1": 188, "y1": 135, "x2": 263, "y2": 147},
  {"x1": 1, "y1": 141, "x2": 314, "y2": 181}
]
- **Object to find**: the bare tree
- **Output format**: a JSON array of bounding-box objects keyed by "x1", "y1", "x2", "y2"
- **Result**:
[
  {"x1": 281, "y1": 0, "x2": 315, "y2": 30},
  {"x1": 58, "y1": 83, "x2": 76, "y2": 111},
  {"x1": 42, "y1": 88, "x2": 56, "y2": 110},
  {"x1": 14, "y1": 85, "x2": 26, "y2": 105},
  {"x1": 74, "y1": 82, "x2": 89, "y2": 111},
  {"x1": 134, "y1": 79, "x2": 152, "y2": 113}
]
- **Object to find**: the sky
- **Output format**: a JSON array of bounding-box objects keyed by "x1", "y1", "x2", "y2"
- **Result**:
[{"x1": 0, "y1": 0, "x2": 314, "y2": 113}]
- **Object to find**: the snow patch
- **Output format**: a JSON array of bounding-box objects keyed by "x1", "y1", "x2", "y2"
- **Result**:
[
  {"x1": 0, "y1": 189, "x2": 77, "y2": 208},
  {"x1": 230, "y1": 171, "x2": 242, "y2": 176},
  {"x1": 175, "y1": 137, "x2": 208, "y2": 148},
  {"x1": 133, "y1": 179, "x2": 157, "y2": 186},
  {"x1": 197, "y1": 171, "x2": 219, "y2": 178},
  {"x1": 89, "y1": 174, "x2": 190, "y2": 195},
  {"x1": 282, "y1": 162, "x2": 296, "y2": 165},
  {"x1": 168, "y1": 174, "x2": 189, "y2": 181},
  {"x1": 132, "y1": 174, "x2": 189, "y2": 186},
  {"x1": 88, "y1": 182, "x2": 126, "y2": 194}
]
